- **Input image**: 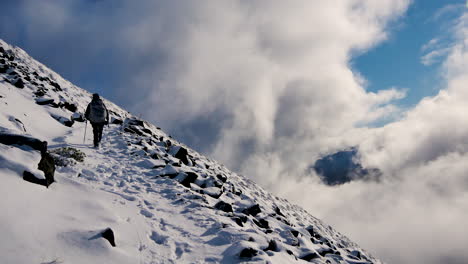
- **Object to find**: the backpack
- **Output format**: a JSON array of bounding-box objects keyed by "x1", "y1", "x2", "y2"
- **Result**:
[{"x1": 88, "y1": 99, "x2": 107, "y2": 123}]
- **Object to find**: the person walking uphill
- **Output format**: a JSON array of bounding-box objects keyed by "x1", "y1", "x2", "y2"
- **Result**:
[{"x1": 85, "y1": 93, "x2": 109, "y2": 148}]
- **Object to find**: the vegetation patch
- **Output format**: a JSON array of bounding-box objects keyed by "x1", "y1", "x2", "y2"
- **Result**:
[{"x1": 50, "y1": 147, "x2": 86, "y2": 167}]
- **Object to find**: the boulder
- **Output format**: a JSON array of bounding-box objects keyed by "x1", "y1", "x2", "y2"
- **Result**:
[
  {"x1": 180, "y1": 172, "x2": 198, "y2": 188},
  {"x1": 300, "y1": 252, "x2": 319, "y2": 261},
  {"x1": 171, "y1": 146, "x2": 190, "y2": 165},
  {"x1": 232, "y1": 215, "x2": 248, "y2": 227},
  {"x1": 239, "y1": 248, "x2": 258, "y2": 258},
  {"x1": 14, "y1": 78, "x2": 25, "y2": 88},
  {"x1": 35, "y1": 97, "x2": 55, "y2": 106},
  {"x1": 253, "y1": 218, "x2": 269, "y2": 229},
  {"x1": 38, "y1": 152, "x2": 55, "y2": 187},
  {"x1": 214, "y1": 201, "x2": 233, "y2": 213},
  {"x1": 101, "y1": 228, "x2": 116, "y2": 247},
  {"x1": 0, "y1": 133, "x2": 47, "y2": 153},
  {"x1": 60, "y1": 101, "x2": 78, "y2": 112},
  {"x1": 263, "y1": 240, "x2": 278, "y2": 252},
  {"x1": 23, "y1": 170, "x2": 47, "y2": 187},
  {"x1": 71, "y1": 112, "x2": 85, "y2": 122},
  {"x1": 242, "y1": 204, "x2": 261, "y2": 217}
]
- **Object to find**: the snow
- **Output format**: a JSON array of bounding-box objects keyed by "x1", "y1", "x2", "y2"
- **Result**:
[{"x1": 0, "y1": 38, "x2": 383, "y2": 263}]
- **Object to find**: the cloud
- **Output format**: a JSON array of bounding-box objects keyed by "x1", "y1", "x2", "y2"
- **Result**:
[{"x1": 9, "y1": 1, "x2": 468, "y2": 264}]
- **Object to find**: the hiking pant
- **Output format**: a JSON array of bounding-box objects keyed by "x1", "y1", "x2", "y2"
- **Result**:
[{"x1": 91, "y1": 122, "x2": 105, "y2": 147}]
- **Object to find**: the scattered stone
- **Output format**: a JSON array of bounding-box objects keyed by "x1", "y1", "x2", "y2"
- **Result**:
[
  {"x1": 101, "y1": 228, "x2": 116, "y2": 247},
  {"x1": 290, "y1": 230, "x2": 299, "y2": 237},
  {"x1": 71, "y1": 112, "x2": 85, "y2": 122},
  {"x1": 239, "y1": 248, "x2": 258, "y2": 258},
  {"x1": 171, "y1": 146, "x2": 190, "y2": 165},
  {"x1": 242, "y1": 204, "x2": 261, "y2": 217},
  {"x1": 274, "y1": 206, "x2": 286, "y2": 218},
  {"x1": 263, "y1": 240, "x2": 278, "y2": 252},
  {"x1": 253, "y1": 218, "x2": 269, "y2": 229},
  {"x1": 14, "y1": 78, "x2": 25, "y2": 88},
  {"x1": 216, "y1": 174, "x2": 227, "y2": 183},
  {"x1": 214, "y1": 201, "x2": 233, "y2": 213},
  {"x1": 35, "y1": 98, "x2": 55, "y2": 106},
  {"x1": 300, "y1": 252, "x2": 319, "y2": 261},
  {"x1": 232, "y1": 215, "x2": 248, "y2": 227},
  {"x1": 180, "y1": 172, "x2": 198, "y2": 188},
  {"x1": 0, "y1": 133, "x2": 47, "y2": 153},
  {"x1": 23, "y1": 170, "x2": 47, "y2": 187},
  {"x1": 38, "y1": 152, "x2": 55, "y2": 187},
  {"x1": 49, "y1": 80, "x2": 62, "y2": 91},
  {"x1": 0, "y1": 66, "x2": 8, "y2": 73},
  {"x1": 60, "y1": 101, "x2": 78, "y2": 112},
  {"x1": 111, "y1": 118, "x2": 123, "y2": 125}
]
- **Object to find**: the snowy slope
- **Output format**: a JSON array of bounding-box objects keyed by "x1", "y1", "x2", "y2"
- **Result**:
[{"x1": 0, "y1": 39, "x2": 383, "y2": 264}]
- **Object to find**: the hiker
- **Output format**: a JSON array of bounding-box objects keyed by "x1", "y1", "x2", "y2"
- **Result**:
[{"x1": 85, "y1": 93, "x2": 109, "y2": 148}]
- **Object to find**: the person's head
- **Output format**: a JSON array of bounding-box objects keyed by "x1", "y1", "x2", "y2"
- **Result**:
[{"x1": 92, "y1": 93, "x2": 100, "y2": 100}]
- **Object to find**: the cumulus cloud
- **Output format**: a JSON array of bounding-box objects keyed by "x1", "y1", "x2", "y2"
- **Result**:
[{"x1": 7, "y1": 1, "x2": 468, "y2": 264}]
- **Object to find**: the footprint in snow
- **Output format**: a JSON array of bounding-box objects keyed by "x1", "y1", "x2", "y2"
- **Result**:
[
  {"x1": 140, "y1": 209, "x2": 154, "y2": 218},
  {"x1": 150, "y1": 231, "x2": 169, "y2": 245}
]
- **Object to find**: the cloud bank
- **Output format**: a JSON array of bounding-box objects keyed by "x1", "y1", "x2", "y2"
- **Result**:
[{"x1": 4, "y1": 1, "x2": 468, "y2": 264}]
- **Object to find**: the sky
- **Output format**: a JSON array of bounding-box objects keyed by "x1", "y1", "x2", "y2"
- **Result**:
[{"x1": 2, "y1": 1, "x2": 468, "y2": 263}]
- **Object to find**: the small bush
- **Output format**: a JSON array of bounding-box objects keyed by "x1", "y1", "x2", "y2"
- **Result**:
[{"x1": 50, "y1": 147, "x2": 86, "y2": 167}]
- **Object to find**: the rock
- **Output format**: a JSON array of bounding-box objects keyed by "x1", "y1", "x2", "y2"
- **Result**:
[
  {"x1": 202, "y1": 187, "x2": 223, "y2": 198},
  {"x1": 232, "y1": 215, "x2": 248, "y2": 227},
  {"x1": 34, "y1": 88, "x2": 47, "y2": 97},
  {"x1": 0, "y1": 133, "x2": 47, "y2": 153},
  {"x1": 49, "y1": 80, "x2": 62, "y2": 91},
  {"x1": 171, "y1": 146, "x2": 190, "y2": 165},
  {"x1": 38, "y1": 152, "x2": 55, "y2": 187},
  {"x1": 0, "y1": 58, "x2": 5, "y2": 64},
  {"x1": 180, "y1": 172, "x2": 198, "y2": 188},
  {"x1": 306, "y1": 226, "x2": 315, "y2": 237},
  {"x1": 101, "y1": 228, "x2": 116, "y2": 247},
  {"x1": 23, "y1": 170, "x2": 47, "y2": 187},
  {"x1": 216, "y1": 174, "x2": 227, "y2": 183},
  {"x1": 318, "y1": 248, "x2": 336, "y2": 257},
  {"x1": 274, "y1": 206, "x2": 286, "y2": 218},
  {"x1": 239, "y1": 248, "x2": 258, "y2": 258},
  {"x1": 290, "y1": 230, "x2": 299, "y2": 237},
  {"x1": 111, "y1": 118, "x2": 123, "y2": 125},
  {"x1": 0, "y1": 65, "x2": 8, "y2": 73},
  {"x1": 71, "y1": 112, "x2": 85, "y2": 122},
  {"x1": 14, "y1": 78, "x2": 25, "y2": 88},
  {"x1": 35, "y1": 98, "x2": 55, "y2": 106},
  {"x1": 263, "y1": 240, "x2": 278, "y2": 252},
  {"x1": 242, "y1": 204, "x2": 261, "y2": 216},
  {"x1": 51, "y1": 114, "x2": 74, "y2": 127},
  {"x1": 61, "y1": 102, "x2": 78, "y2": 112},
  {"x1": 214, "y1": 201, "x2": 233, "y2": 213},
  {"x1": 253, "y1": 218, "x2": 269, "y2": 229},
  {"x1": 300, "y1": 252, "x2": 319, "y2": 261}
]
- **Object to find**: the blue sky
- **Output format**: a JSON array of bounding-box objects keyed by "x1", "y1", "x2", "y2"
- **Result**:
[{"x1": 354, "y1": 0, "x2": 463, "y2": 108}]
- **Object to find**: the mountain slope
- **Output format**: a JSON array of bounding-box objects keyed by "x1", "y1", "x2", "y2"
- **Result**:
[{"x1": 0, "y1": 39, "x2": 382, "y2": 264}]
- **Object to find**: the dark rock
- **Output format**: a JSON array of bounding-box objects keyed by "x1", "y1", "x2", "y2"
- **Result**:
[
  {"x1": 71, "y1": 113, "x2": 86, "y2": 122},
  {"x1": 61, "y1": 102, "x2": 78, "y2": 112},
  {"x1": 0, "y1": 66, "x2": 8, "y2": 73},
  {"x1": 300, "y1": 252, "x2": 319, "y2": 261},
  {"x1": 306, "y1": 226, "x2": 315, "y2": 237},
  {"x1": 239, "y1": 248, "x2": 257, "y2": 258},
  {"x1": 232, "y1": 215, "x2": 248, "y2": 227},
  {"x1": 180, "y1": 172, "x2": 198, "y2": 188},
  {"x1": 216, "y1": 174, "x2": 227, "y2": 183},
  {"x1": 214, "y1": 201, "x2": 233, "y2": 213},
  {"x1": 173, "y1": 146, "x2": 190, "y2": 165},
  {"x1": 0, "y1": 133, "x2": 47, "y2": 153},
  {"x1": 286, "y1": 250, "x2": 295, "y2": 256},
  {"x1": 14, "y1": 78, "x2": 25, "y2": 88},
  {"x1": 318, "y1": 248, "x2": 336, "y2": 257},
  {"x1": 112, "y1": 118, "x2": 123, "y2": 125},
  {"x1": 274, "y1": 206, "x2": 286, "y2": 218},
  {"x1": 263, "y1": 240, "x2": 278, "y2": 252},
  {"x1": 38, "y1": 152, "x2": 55, "y2": 187},
  {"x1": 23, "y1": 170, "x2": 47, "y2": 187},
  {"x1": 9, "y1": 70, "x2": 18, "y2": 76},
  {"x1": 0, "y1": 58, "x2": 5, "y2": 64},
  {"x1": 290, "y1": 230, "x2": 299, "y2": 237},
  {"x1": 8, "y1": 55, "x2": 14, "y2": 61},
  {"x1": 49, "y1": 81, "x2": 62, "y2": 91},
  {"x1": 51, "y1": 114, "x2": 74, "y2": 127},
  {"x1": 242, "y1": 204, "x2": 261, "y2": 217},
  {"x1": 253, "y1": 218, "x2": 269, "y2": 229},
  {"x1": 128, "y1": 118, "x2": 145, "y2": 127},
  {"x1": 101, "y1": 228, "x2": 116, "y2": 247},
  {"x1": 35, "y1": 98, "x2": 54, "y2": 105}
]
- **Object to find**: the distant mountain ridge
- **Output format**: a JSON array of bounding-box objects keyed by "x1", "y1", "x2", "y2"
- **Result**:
[{"x1": 0, "y1": 39, "x2": 384, "y2": 264}]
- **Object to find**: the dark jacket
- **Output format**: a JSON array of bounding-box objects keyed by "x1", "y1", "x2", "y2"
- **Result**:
[{"x1": 85, "y1": 98, "x2": 109, "y2": 124}]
